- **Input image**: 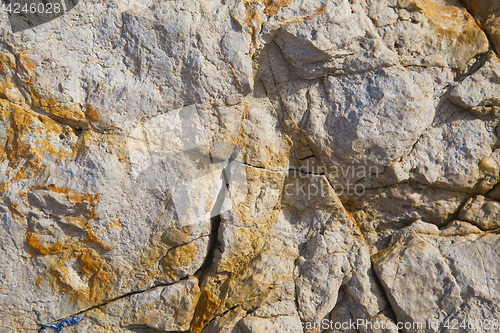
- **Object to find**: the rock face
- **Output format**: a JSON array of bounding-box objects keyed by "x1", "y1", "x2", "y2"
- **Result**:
[
  {"x1": 0, "y1": 0, "x2": 499, "y2": 332},
  {"x1": 461, "y1": 0, "x2": 500, "y2": 55}
]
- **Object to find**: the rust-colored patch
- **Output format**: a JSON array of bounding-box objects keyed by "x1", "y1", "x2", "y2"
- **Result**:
[
  {"x1": 30, "y1": 92, "x2": 88, "y2": 128},
  {"x1": 190, "y1": 290, "x2": 222, "y2": 333},
  {"x1": 85, "y1": 106, "x2": 101, "y2": 122},
  {"x1": 18, "y1": 52, "x2": 36, "y2": 76},
  {"x1": 35, "y1": 276, "x2": 42, "y2": 287},
  {"x1": 278, "y1": 5, "x2": 327, "y2": 28},
  {"x1": 27, "y1": 232, "x2": 63, "y2": 255},
  {"x1": 4, "y1": 104, "x2": 33, "y2": 167},
  {"x1": 0, "y1": 181, "x2": 9, "y2": 194},
  {"x1": 7, "y1": 200, "x2": 24, "y2": 217},
  {"x1": 371, "y1": 244, "x2": 398, "y2": 263},
  {"x1": 89, "y1": 269, "x2": 111, "y2": 301},
  {"x1": 0, "y1": 100, "x2": 73, "y2": 183},
  {"x1": 88, "y1": 205, "x2": 99, "y2": 219},
  {"x1": 75, "y1": 249, "x2": 112, "y2": 301},
  {"x1": 0, "y1": 77, "x2": 15, "y2": 100},
  {"x1": 31, "y1": 185, "x2": 100, "y2": 208},
  {"x1": 264, "y1": 0, "x2": 293, "y2": 16},
  {"x1": 461, "y1": 0, "x2": 500, "y2": 55},
  {"x1": 418, "y1": 0, "x2": 483, "y2": 41},
  {"x1": 0, "y1": 52, "x2": 16, "y2": 70},
  {"x1": 160, "y1": 242, "x2": 198, "y2": 281},
  {"x1": 78, "y1": 251, "x2": 101, "y2": 274},
  {"x1": 204, "y1": 198, "x2": 214, "y2": 212},
  {"x1": 40, "y1": 246, "x2": 115, "y2": 304},
  {"x1": 236, "y1": 103, "x2": 248, "y2": 145},
  {"x1": 342, "y1": 206, "x2": 367, "y2": 242},
  {"x1": 85, "y1": 227, "x2": 114, "y2": 250}
]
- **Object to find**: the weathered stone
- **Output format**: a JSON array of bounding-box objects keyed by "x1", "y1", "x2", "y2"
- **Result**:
[
  {"x1": 374, "y1": 0, "x2": 489, "y2": 69},
  {"x1": 52, "y1": 277, "x2": 201, "y2": 332},
  {"x1": 459, "y1": 195, "x2": 500, "y2": 230},
  {"x1": 266, "y1": 0, "x2": 398, "y2": 79},
  {"x1": 276, "y1": 65, "x2": 437, "y2": 187},
  {"x1": 461, "y1": 0, "x2": 500, "y2": 55},
  {"x1": 1, "y1": 0, "x2": 500, "y2": 331},
  {"x1": 373, "y1": 221, "x2": 500, "y2": 333},
  {"x1": 345, "y1": 183, "x2": 469, "y2": 251},
  {"x1": 399, "y1": 101, "x2": 498, "y2": 190},
  {"x1": 450, "y1": 53, "x2": 500, "y2": 117}
]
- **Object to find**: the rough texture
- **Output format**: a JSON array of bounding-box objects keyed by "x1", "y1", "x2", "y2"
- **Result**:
[
  {"x1": 0, "y1": 0, "x2": 499, "y2": 332},
  {"x1": 450, "y1": 52, "x2": 500, "y2": 117},
  {"x1": 461, "y1": 0, "x2": 500, "y2": 55}
]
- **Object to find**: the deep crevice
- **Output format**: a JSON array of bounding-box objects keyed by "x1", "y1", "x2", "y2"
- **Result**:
[
  {"x1": 194, "y1": 216, "x2": 221, "y2": 280},
  {"x1": 368, "y1": 262, "x2": 402, "y2": 332},
  {"x1": 458, "y1": 0, "x2": 500, "y2": 59}
]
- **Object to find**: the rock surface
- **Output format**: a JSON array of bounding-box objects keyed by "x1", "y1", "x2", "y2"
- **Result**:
[
  {"x1": 461, "y1": 0, "x2": 500, "y2": 55},
  {"x1": 0, "y1": 0, "x2": 499, "y2": 332}
]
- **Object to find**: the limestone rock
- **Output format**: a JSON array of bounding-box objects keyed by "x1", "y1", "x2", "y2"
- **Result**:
[
  {"x1": 400, "y1": 101, "x2": 498, "y2": 190},
  {"x1": 46, "y1": 277, "x2": 201, "y2": 332},
  {"x1": 278, "y1": 66, "x2": 436, "y2": 172},
  {"x1": 449, "y1": 53, "x2": 500, "y2": 117},
  {"x1": 459, "y1": 195, "x2": 500, "y2": 230},
  {"x1": 345, "y1": 183, "x2": 469, "y2": 251},
  {"x1": 461, "y1": 0, "x2": 500, "y2": 55},
  {"x1": 0, "y1": 0, "x2": 499, "y2": 332},
  {"x1": 373, "y1": 0, "x2": 489, "y2": 69},
  {"x1": 373, "y1": 221, "x2": 500, "y2": 333},
  {"x1": 267, "y1": 0, "x2": 398, "y2": 79}
]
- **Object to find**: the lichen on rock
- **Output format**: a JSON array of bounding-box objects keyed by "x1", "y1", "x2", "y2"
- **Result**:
[{"x1": 0, "y1": 0, "x2": 499, "y2": 332}]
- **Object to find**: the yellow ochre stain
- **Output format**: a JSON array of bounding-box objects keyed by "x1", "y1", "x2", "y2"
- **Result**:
[
  {"x1": 263, "y1": 0, "x2": 293, "y2": 16},
  {"x1": 160, "y1": 242, "x2": 199, "y2": 281},
  {"x1": 85, "y1": 106, "x2": 101, "y2": 122},
  {"x1": 408, "y1": 0, "x2": 484, "y2": 42},
  {"x1": 26, "y1": 232, "x2": 63, "y2": 255},
  {"x1": 190, "y1": 290, "x2": 222, "y2": 333}
]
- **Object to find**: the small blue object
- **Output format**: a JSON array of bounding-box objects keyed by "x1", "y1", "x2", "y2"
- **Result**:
[{"x1": 42, "y1": 316, "x2": 85, "y2": 332}]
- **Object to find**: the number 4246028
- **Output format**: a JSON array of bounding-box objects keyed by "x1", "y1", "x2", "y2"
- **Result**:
[{"x1": 4, "y1": 2, "x2": 62, "y2": 15}]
